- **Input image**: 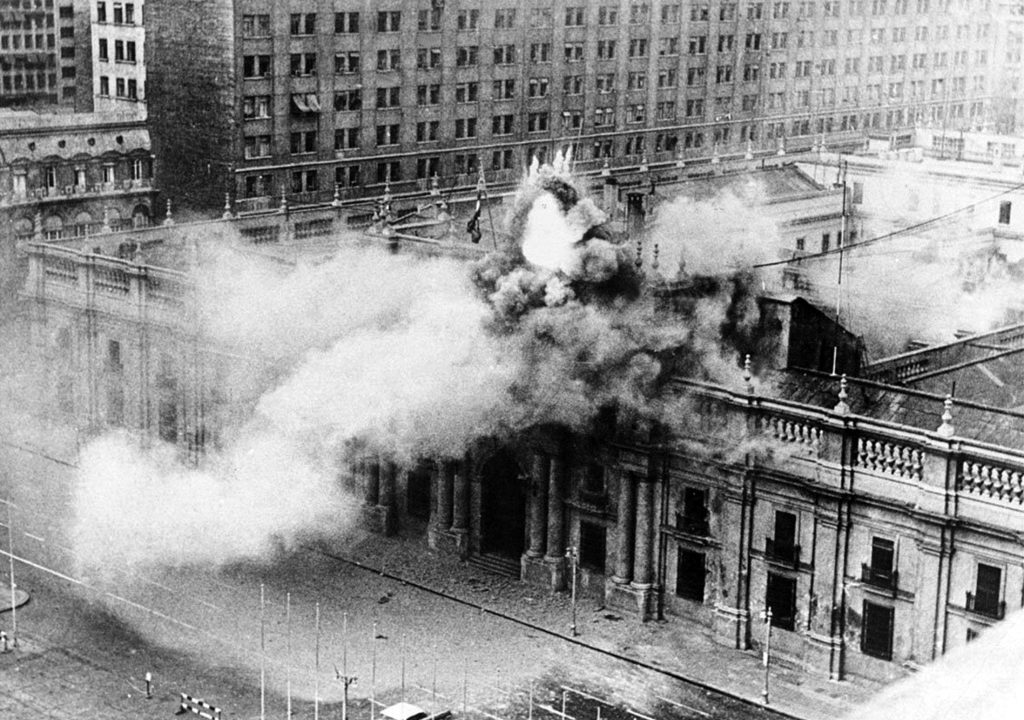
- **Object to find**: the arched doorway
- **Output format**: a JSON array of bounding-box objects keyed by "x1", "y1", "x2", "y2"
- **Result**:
[{"x1": 479, "y1": 450, "x2": 526, "y2": 559}]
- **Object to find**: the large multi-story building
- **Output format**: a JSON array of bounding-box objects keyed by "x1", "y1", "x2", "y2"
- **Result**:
[
  {"x1": 19, "y1": 169, "x2": 1024, "y2": 685},
  {"x1": 0, "y1": 0, "x2": 91, "y2": 110},
  {"x1": 90, "y1": 0, "x2": 144, "y2": 111},
  {"x1": 143, "y1": 0, "x2": 1008, "y2": 214},
  {"x1": 0, "y1": 107, "x2": 157, "y2": 302}
]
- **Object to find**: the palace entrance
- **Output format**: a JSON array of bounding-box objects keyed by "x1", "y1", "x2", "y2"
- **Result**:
[{"x1": 479, "y1": 450, "x2": 526, "y2": 559}]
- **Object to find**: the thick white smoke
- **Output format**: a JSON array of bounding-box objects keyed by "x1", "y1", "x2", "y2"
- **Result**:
[
  {"x1": 646, "y1": 182, "x2": 780, "y2": 279},
  {"x1": 73, "y1": 430, "x2": 354, "y2": 568},
  {"x1": 845, "y1": 609, "x2": 1024, "y2": 720}
]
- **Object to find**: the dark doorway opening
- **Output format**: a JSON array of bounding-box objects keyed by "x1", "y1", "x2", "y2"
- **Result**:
[
  {"x1": 406, "y1": 464, "x2": 432, "y2": 521},
  {"x1": 676, "y1": 548, "x2": 706, "y2": 602},
  {"x1": 479, "y1": 450, "x2": 526, "y2": 558}
]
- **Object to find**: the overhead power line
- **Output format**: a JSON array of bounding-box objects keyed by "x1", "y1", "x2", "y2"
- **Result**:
[{"x1": 752, "y1": 179, "x2": 1024, "y2": 269}]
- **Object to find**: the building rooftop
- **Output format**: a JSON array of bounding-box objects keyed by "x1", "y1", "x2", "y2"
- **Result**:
[
  {"x1": 649, "y1": 163, "x2": 834, "y2": 205},
  {"x1": 769, "y1": 367, "x2": 1024, "y2": 448}
]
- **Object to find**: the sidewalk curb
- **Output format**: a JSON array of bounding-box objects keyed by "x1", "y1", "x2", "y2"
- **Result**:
[{"x1": 308, "y1": 544, "x2": 805, "y2": 720}]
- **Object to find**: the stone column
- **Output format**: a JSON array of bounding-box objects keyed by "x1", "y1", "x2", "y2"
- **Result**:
[
  {"x1": 436, "y1": 460, "x2": 454, "y2": 528},
  {"x1": 451, "y1": 462, "x2": 469, "y2": 533},
  {"x1": 379, "y1": 459, "x2": 397, "y2": 509},
  {"x1": 632, "y1": 473, "x2": 655, "y2": 588},
  {"x1": 545, "y1": 455, "x2": 566, "y2": 559},
  {"x1": 526, "y1": 453, "x2": 549, "y2": 558},
  {"x1": 364, "y1": 458, "x2": 380, "y2": 506},
  {"x1": 612, "y1": 470, "x2": 636, "y2": 585},
  {"x1": 450, "y1": 461, "x2": 470, "y2": 559}
]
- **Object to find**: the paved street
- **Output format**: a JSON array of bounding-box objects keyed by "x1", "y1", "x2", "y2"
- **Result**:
[{"x1": 0, "y1": 438, "x2": 879, "y2": 720}]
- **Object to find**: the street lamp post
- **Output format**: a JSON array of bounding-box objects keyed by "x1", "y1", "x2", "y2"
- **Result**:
[
  {"x1": 338, "y1": 613, "x2": 357, "y2": 720},
  {"x1": 760, "y1": 607, "x2": 773, "y2": 704},
  {"x1": 566, "y1": 546, "x2": 579, "y2": 637},
  {"x1": 5, "y1": 499, "x2": 17, "y2": 649}
]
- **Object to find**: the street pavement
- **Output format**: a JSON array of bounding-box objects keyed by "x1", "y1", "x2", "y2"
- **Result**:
[{"x1": 0, "y1": 437, "x2": 883, "y2": 720}]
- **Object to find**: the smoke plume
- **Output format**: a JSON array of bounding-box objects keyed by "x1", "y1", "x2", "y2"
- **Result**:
[{"x1": 71, "y1": 151, "x2": 763, "y2": 570}]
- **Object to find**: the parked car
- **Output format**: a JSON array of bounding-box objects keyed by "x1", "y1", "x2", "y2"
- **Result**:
[{"x1": 380, "y1": 702, "x2": 452, "y2": 720}]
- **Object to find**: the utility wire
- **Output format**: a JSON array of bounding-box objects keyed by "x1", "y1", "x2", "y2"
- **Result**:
[{"x1": 753, "y1": 179, "x2": 1024, "y2": 269}]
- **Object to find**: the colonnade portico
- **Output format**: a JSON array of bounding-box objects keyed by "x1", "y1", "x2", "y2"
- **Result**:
[
  {"x1": 428, "y1": 459, "x2": 470, "y2": 557},
  {"x1": 522, "y1": 451, "x2": 568, "y2": 591},
  {"x1": 350, "y1": 445, "x2": 661, "y2": 616},
  {"x1": 359, "y1": 456, "x2": 397, "y2": 536},
  {"x1": 606, "y1": 464, "x2": 660, "y2": 620}
]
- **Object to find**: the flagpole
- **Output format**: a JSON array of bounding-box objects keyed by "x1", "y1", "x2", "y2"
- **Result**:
[
  {"x1": 315, "y1": 601, "x2": 321, "y2": 720},
  {"x1": 287, "y1": 592, "x2": 292, "y2": 720},
  {"x1": 478, "y1": 168, "x2": 498, "y2": 251},
  {"x1": 342, "y1": 612, "x2": 350, "y2": 720},
  {"x1": 5, "y1": 499, "x2": 17, "y2": 649},
  {"x1": 260, "y1": 583, "x2": 266, "y2": 720},
  {"x1": 370, "y1": 618, "x2": 377, "y2": 720}
]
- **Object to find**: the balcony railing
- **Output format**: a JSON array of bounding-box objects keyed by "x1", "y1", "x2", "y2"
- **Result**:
[
  {"x1": 861, "y1": 564, "x2": 899, "y2": 594},
  {"x1": 965, "y1": 591, "x2": 1005, "y2": 620},
  {"x1": 765, "y1": 537, "x2": 801, "y2": 568}
]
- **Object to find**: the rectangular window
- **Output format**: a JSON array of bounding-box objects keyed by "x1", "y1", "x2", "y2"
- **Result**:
[
  {"x1": 416, "y1": 47, "x2": 442, "y2": 70},
  {"x1": 564, "y1": 75, "x2": 583, "y2": 95},
  {"x1": 597, "y1": 40, "x2": 616, "y2": 60},
  {"x1": 598, "y1": 5, "x2": 619, "y2": 24},
  {"x1": 416, "y1": 156, "x2": 440, "y2": 180},
  {"x1": 494, "y1": 45, "x2": 517, "y2": 65},
  {"x1": 334, "y1": 127, "x2": 360, "y2": 150},
  {"x1": 999, "y1": 201, "x2": 1012, "y2": 225},
  {"x1": 290, "y1": 130, "x2": 316, "y2": 154},
  {"x1": 564, "y1": 43, "x2": 584, "y2": 62},
  {"x1": 97, "y1": 1, "x2": 107, "y2": 23},
  {"x1": 766, "y1": 572, "x2": 796, "y2": 631},
  {"x1": 530, "y1": 43, "x2": 551, "y2": 62},
  {"x1": 376, "y1": 86, "x2": 400, "y2": 108},
  {"x1": 377, "y1": 11, "x2": 401, "y2": 32},
  {"x1": 376, "y1": 49, "x2": 401, "y2": 71},
  {"x1": 418, "y1": 8, "x2": 442, "y2": 31},
  {"x1": 158, "y1": 400, "x2": 177, "y2": 442},
  {"x1": 492, "y1": 114, "x2": 514, "y2": 135},
  {"x1": 676, "y1": 549, "x2": 706, "y2": 601},
  {"x1": 335, "y1": 12, "x2": 359, "y2": 33},
  {"x1": 243, "y1": 55, "x2": 271, "y2": 78},
  {"x1": 491, "y1": 148, "x2": 514, "y2": 171},
  {"x1": 98, "y1": 38, "x2": 108, "y2": 61},
  {"x1": 415, "y1": 84, "x2": 440, "y2": 106},
  {"x1": 565, "y1": 6, "x2": 585, "y2": 25},
  {"x1": 970, "y1": 564, "x2": 1003, "y2": 617},
  {"x1": 290, "y1": 13, "x2": 316, "y2": 35},
  {"x1": 494, "y1": 8, "x2": 517, "y2": 28},
  {"x1": 861, "y1": 601, "x2": 894, "y2": 660},
  {"x1": 678, "y1": 487, "x2": 709, "y2": 535},
  {"x1": 415, "y1": 121, "x2": 439, "y2": 142},
  {"x1": 456, "y1": 46, "x2": 479, "y2": 67},
  {"x1": 493, "y1": 79, "x2": 516, "y2": 100},
  {"x1": 767, "y1": 510, "x2": 799, "y2": 565},
  {"x1": 457, "y1": 9, "x2": 480, "y2": 30},
  {"x1": 291, "y1": 170, "x2": 319, "y2": 194},
  {"x1": 579, "y1": 521, "x2": 606, "y2": 573},
  {"x1": 455, "y1": 82, "x2": 479, "y2": 102},
  {"x1": 290, "y1": 53, "x2": 317, "y2": 76},
  {"x1": 455, "y1": 117, "x2": 478, "y2": 138},
  {"x1": 527, "y1": 112, "x2": 549, "y2": 132},
  {"x1": 375, "y1": 124, "x2": 400, "y2": 146},
  {"x1": 113, "y1": 2, "x2": 123, "y2": 23},
  {"x1": 334, "y1": 89, "x2": 362, "y2": 111}
]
